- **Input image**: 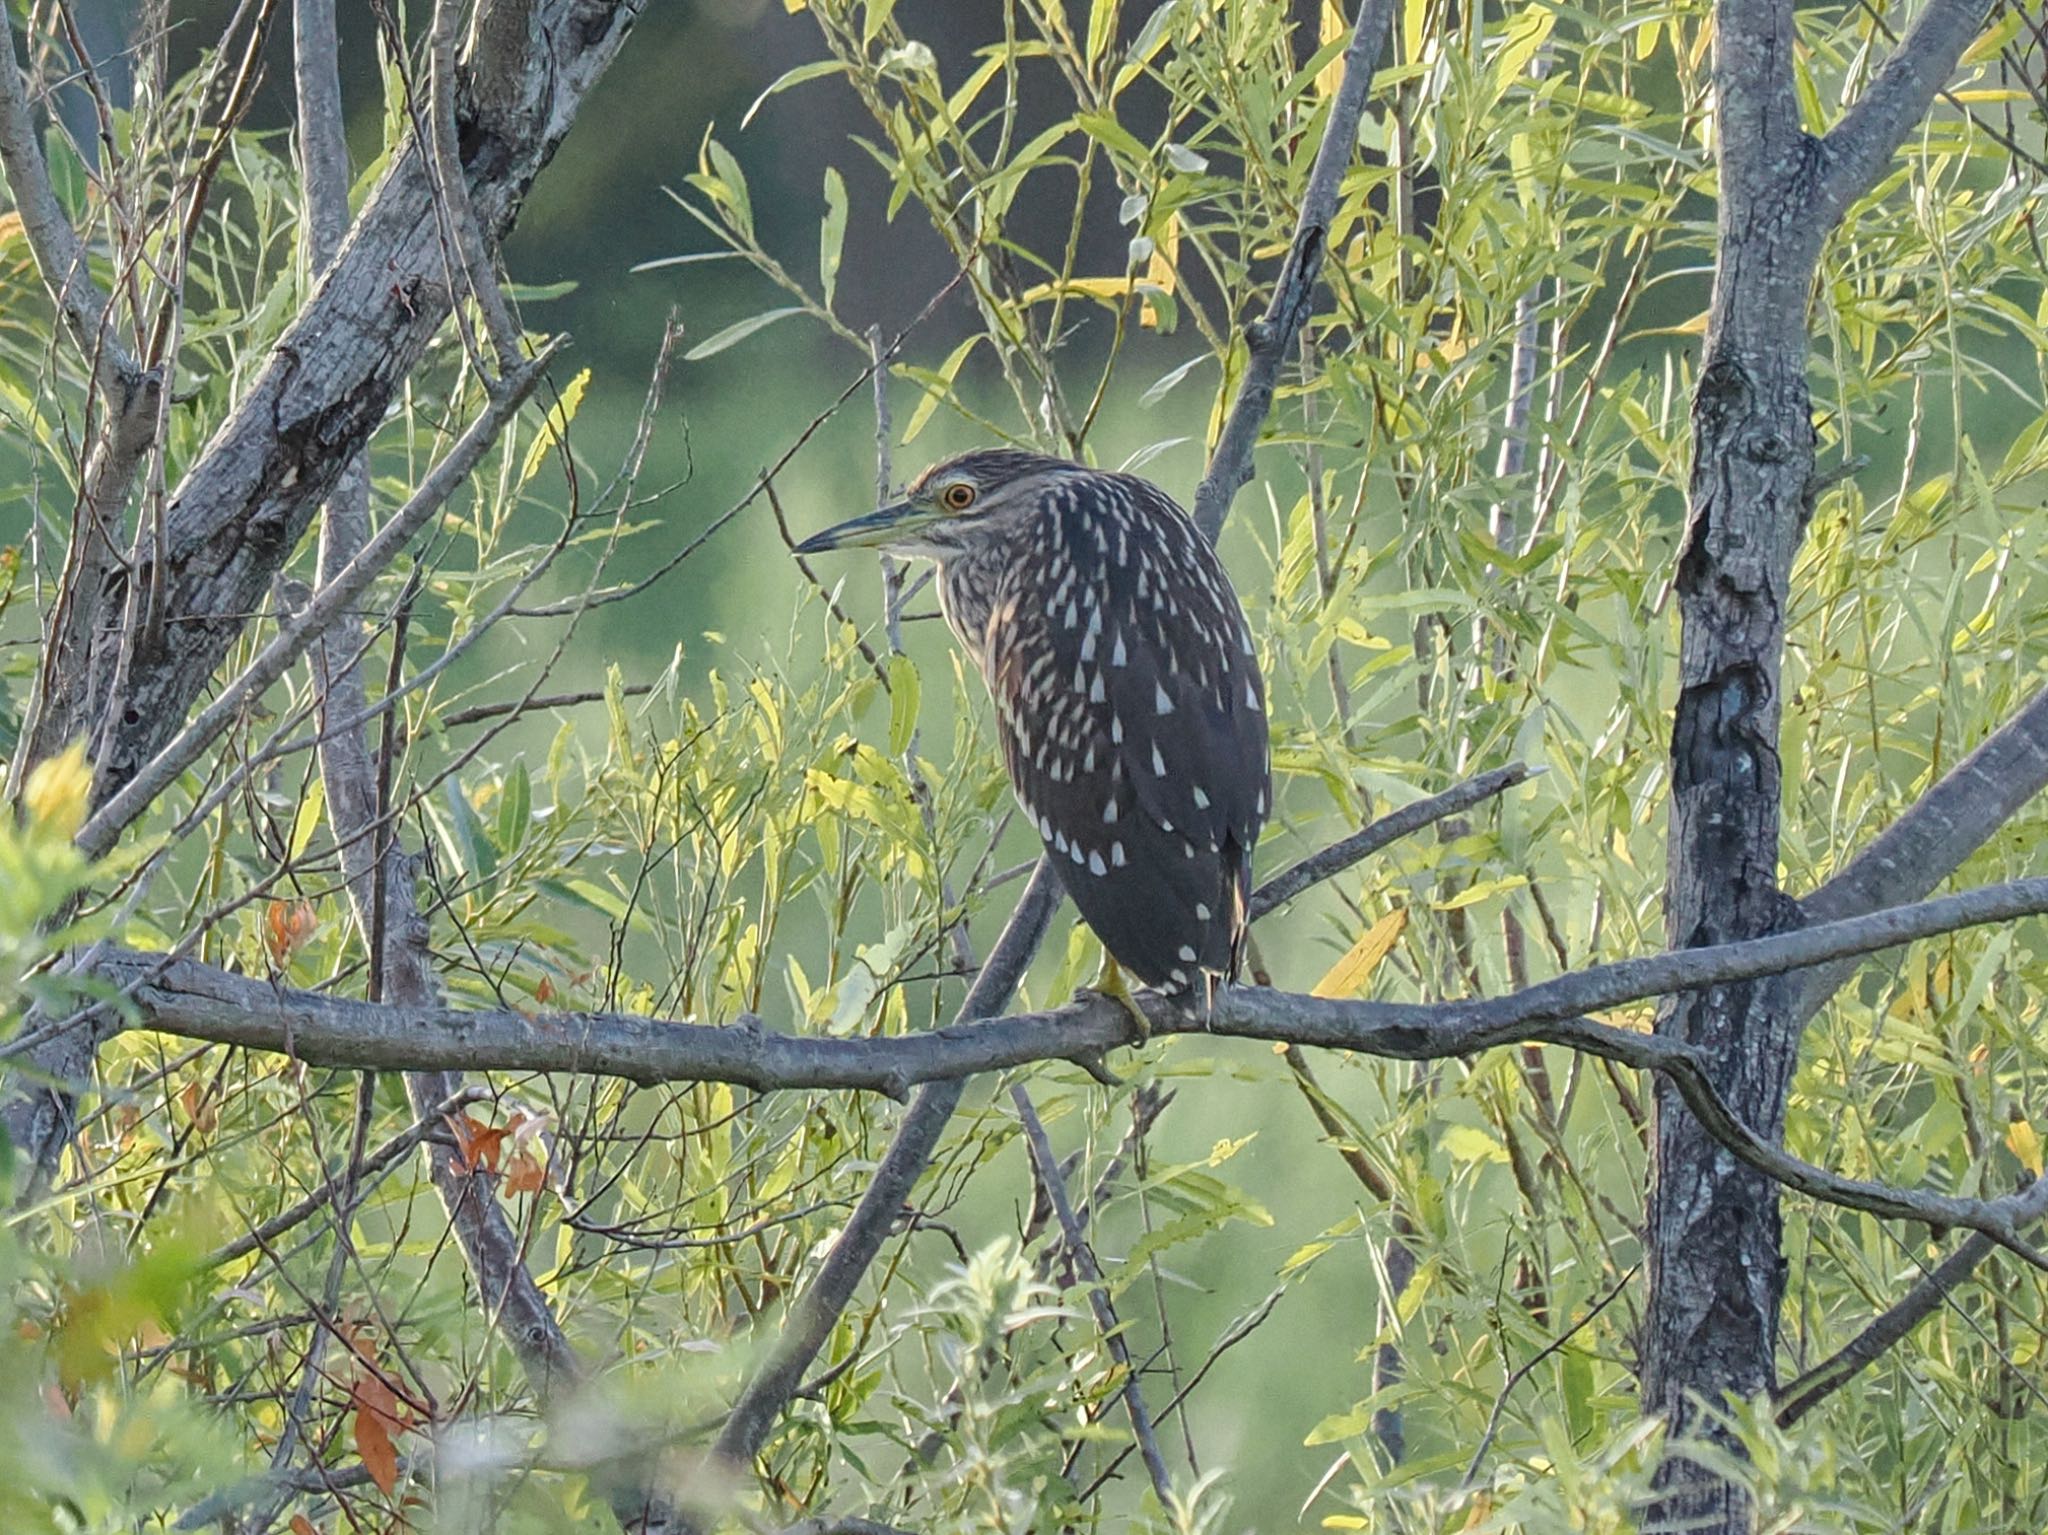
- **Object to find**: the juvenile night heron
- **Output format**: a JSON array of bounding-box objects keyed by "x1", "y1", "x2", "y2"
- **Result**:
[{"x1": 794, "y1": 449, "x2": 1269, "y2": 995}]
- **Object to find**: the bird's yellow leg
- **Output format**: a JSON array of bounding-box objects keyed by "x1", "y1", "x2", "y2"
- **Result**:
[{"x1": 1086, "y1": 951, "x2": 1151, "y2": 1042}]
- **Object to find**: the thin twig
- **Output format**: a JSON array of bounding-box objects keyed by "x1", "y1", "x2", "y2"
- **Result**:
[
  {"x1": 1461, "y1": 1263, "x2": 1640, "y2": 1486},
  {"x1": 710, "y1": 859, "x2": 1064, "y2": 1471},
  {"x1": 437, "y1": 682, "x2": 657, "y2": 729},
  {"x1": 76, "y1": 341, "x2": 564, "y2": 857},
  {"x1": 1075, "y1": 1286, "x2": 1285, "y2": 1501},
  {"x1": 1252, "y1": 763, "x2": 1536, "y2": 917},
  {"x1": 1015, "y1": 1082, "x2": 1175, "y2": 1506},
  {"x1": 204, "y1": 1086, "x2": 486, "y2": 1268},
  {"x1": 1774, "y1": 1174, "x2": 2048, "y2": 1425},
  {"x1": 427, "y1": 0, "x2": 525, "y2": 375},
  {"x1": 1191, "y1": 0, "x2": 1396, "y2": 543},
  {"x1": 0, "y1": 2, "x2": 140, "y2": 382}
]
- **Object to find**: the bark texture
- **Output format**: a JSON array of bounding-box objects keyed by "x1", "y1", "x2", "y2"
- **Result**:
[
  {"x1": 1644, "y1": 0, "x2": 1993, "y2": 1524},
  {"x1": 38, "y1": 0, "x2": 639, "y2": 805},
  {"x1": 4, "y1": 0, "x2": 643, "y2": 1180}
]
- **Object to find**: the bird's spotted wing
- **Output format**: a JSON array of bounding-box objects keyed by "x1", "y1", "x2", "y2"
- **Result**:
[{"x1": 985, "y1": 473, "x2": 1268, "y2": 989}]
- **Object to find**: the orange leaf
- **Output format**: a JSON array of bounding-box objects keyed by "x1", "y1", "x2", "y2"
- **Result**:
[
  {"x1": 290, "y1": 1517, "x2": 319, "y2": 1535},
  {"x1": 353, "y1": 1398, "x2": 400, "y2": 1496},
  {"x1": 179, "y1": 1080, "x2": 217, "y2": 1134},
  {"x1": 501, "y1": 1150, "x2": 546, "y2": 1196},
  {"x1": 264, "y1": 899, "x2": 318, "y2": 964},
  {"x1": 445, "y1": 1113, "x2": 508, "y2": 1174},
  {"x1": 535, "y1": 974, "x2": 556, "y2": 1005},
  {"x1": 1312, "y1": 907, "x2": 1409, "y2": 998},
  {"x1": 349, "y1": 1368, "x2": 410, "y2": 1497}
]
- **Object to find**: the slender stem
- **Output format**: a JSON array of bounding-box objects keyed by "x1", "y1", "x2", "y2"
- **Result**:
[{"x1": 1015, "y1": 1081, "x2": 1175, "y2": 1506}]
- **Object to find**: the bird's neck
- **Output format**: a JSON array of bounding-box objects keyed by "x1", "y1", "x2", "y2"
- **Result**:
[{"x1": 935, "y1": 537, "x2": 1019, "y2": 676}]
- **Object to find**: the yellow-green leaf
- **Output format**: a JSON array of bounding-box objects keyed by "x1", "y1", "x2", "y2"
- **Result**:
[
  {"x1": 887, "y1": 654, "x2": 920, "y2": 756},
  {"x1": 1490, "y1": 5, "x2": 1554, "y2": 98},
  {"x1": 2008, "y1": 1117, "x2": 2044, "y2": 1177},
  {"x1": 1441, "y1": 1124, "x2": 1510, "y2": 1165},
  {"x1": 683, "y1": 307, "x2": 805, "y2": 362},
  {"x1": 1432, "y1": 876, "x2": 1528, "y2": 912},
  {"x1": 1960, "y1": 10, "x2": 2021, "y2": 65},
  {"x1": 1086, "y1": 0, "x2": 1119, "y2": 67},
  {"x1": 518, "y1": 367, "x2": 590, "y2": 487},
  {"x1": 1312, "y1": 907, "x2": 1408, "y2": 998},
  {"x1": 819, "y1": 168, "x2": 848, "y2": 310},
  {"x1": 289, "y1": 777, "x2": 327, "y2": 861}
]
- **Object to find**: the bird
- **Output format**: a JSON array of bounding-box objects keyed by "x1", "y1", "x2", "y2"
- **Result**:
[{"x1": 793, "y1": 448, "x2": 1270, "y2": 998}]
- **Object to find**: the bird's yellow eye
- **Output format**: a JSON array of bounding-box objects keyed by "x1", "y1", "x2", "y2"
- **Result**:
[{"x1": 940, "y1": 481, "x2": 977, "y2": 512}]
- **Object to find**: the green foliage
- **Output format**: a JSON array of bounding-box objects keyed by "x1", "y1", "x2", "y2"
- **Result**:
[{"x1": 1, "y1": 0, "x2": 2046, "y2": 1530}]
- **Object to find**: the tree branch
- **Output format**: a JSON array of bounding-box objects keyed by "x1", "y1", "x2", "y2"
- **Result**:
[
  {"x1": 1015, "y1": 1082, "x2": 1175, "y2": 1505},
  {"x1": 0, "y1": 2, "x2": 140, "y2": 384},
  {"x1": 292, "y1": 0, "x2": 352, "y2": 270},
  {"x1": 75, "y1": 340, "x2": 562, "y2": 859},
  {"x1": 1773, "y1": 1174, "x2": 2048, "y2": 1426},
  {"x1": 49, "y1": 0, "x2": 640, "y2": 810},
  {"x1": 710, "y1": 859, "x2": 1065, "y2": 1472},
  {"x1": 1251, "y1": 763, "x2": 1534, "y2": 916},
  {"x1": 1816, "y1": 0, "x2": 1996, "y2": 220},
  {"x1": 1799, "y1": 684, "x2": 2048, "y2": 979},
  {"x1": 1191, "y1": 0, "x2": 1395, "y2": 542},
  {"x1": 1708, "y1": 0, "x2": 1805, "y2": 193},
  {"x1": 84, "y1": 875, "x2": 2048, "y2": 1263},
  {"x1": 427, "y1": 0, "x2": 525, "y2": 375}
]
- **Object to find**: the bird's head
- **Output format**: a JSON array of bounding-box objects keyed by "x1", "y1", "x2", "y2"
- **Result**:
[{"x1": 793, "y1": 448, "x2": 1074, "y2": 561}]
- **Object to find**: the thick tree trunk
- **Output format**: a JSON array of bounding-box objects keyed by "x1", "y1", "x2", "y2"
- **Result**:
[
  {"x1": 1646, "y1": 327, "x2": 1816, "y2": 1530},
  {"x1": 1641, "y1": 11, "x2": 1825, "y2": 1517},
  {"x1": 1638, "y1": 0, "x2": 1992, "y2": 1502},
  {"x1": 2, "y1": 0, "x2": 641, "y2": 1183}
]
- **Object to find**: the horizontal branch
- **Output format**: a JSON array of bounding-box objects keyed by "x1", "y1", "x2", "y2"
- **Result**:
[{"x1": 87, "y1": 875, "x2": 2048, "y2": 1261}]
